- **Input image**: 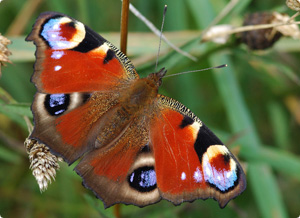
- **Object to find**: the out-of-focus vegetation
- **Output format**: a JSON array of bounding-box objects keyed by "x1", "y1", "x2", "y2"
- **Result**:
[{"x1": 1, "y1": 0, "x2": 300, "y2": 217}]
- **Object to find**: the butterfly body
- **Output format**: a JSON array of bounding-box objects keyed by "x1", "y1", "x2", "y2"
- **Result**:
[{"x1": 27, "y1": 11, "x2": 246, "y2": 208}]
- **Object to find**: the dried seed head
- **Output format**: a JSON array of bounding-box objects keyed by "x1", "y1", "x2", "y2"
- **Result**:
[
  {"x1": 25, "y1": 138, "x2": 62, "y2": 192},
  {"x1": 272, "y1": 12, "x2": 300, "y2": 39},
  {"x1": 202, "y1": 24, "x2": 234, "y2": 44},
  {"x1": 241, "y1": 12, "x2": 282, "y2": 50},
  {"x1": 0, "y1": 34, "x2": 12, "y2": 76},
  {"x1": 286, "y1": 0, "x2": 300, "y2": 11}
]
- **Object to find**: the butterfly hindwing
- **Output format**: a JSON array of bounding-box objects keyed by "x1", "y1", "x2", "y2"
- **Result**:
[
  {"x1": 150, "y1": 95, "x2": 246, "y2": 208},
  {"x1": 75, "y1": 115, "x2": 161, "y2": 208}
]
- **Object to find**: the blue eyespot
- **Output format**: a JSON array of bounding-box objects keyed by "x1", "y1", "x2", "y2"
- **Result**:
[
  {"x1": 44, "y1": 94, "x2": 70, "y2": 116},
  {"x1": 128, "y1": 166, "x2": 157, "y2": 192}
]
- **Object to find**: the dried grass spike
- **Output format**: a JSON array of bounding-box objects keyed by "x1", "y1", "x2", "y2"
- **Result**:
[
  {"x1": 25, "y1": 138, "x2": 62, "y2": 191},
  {"x1": 0, "y1": 33, "x2": 12, "y2": 76}
]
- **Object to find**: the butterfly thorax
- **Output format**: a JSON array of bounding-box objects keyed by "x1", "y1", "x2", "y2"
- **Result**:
[{"x1": 120, "y1": 68, "x2": 167, "y2": 115}]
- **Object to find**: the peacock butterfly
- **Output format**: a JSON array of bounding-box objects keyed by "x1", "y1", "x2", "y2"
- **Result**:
[{"x1": 26, "y1": 11, "x2": 246, "y2": 208}]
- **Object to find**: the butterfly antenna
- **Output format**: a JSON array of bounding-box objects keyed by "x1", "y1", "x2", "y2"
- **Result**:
[
  {"x1": 155, "y1": 5, "x2": 168, "y2": 72},
  {"x1": 164, "y1": 64, "x2": 228, "y2": 78}
]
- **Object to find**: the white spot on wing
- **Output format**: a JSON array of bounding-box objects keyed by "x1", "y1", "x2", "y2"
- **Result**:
[
  {"x1": 53, "y1": 24, "x2": 59, "y2": 30},
  {"x1": 193, "y1": 167, "x2": 202, "y2": 183},
  {"x1": 54, "y1": 65, "x2": 62, "y2": 71},
  {"x1": 56, "y1": 41, "x2": 69, "y2": 48},
  {"x1": 51, "y1": 51, "x2": 64, "y2": 59},
  {"x1": 181, "y1": 172, "x2": 186, "y2": 180}
]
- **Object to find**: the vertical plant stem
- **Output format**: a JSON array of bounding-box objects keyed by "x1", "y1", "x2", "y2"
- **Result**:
[{"x1": 120, "y1": 0, "x2": 130, "y2": 54}]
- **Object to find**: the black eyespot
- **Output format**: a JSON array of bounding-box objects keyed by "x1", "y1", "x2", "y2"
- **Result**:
[
  {"x1": 44, "y1": 94, "x2": 70, "y2": 116},
  {"x1": 128, "y1": 166, "x2": 157, "y2": 192}
]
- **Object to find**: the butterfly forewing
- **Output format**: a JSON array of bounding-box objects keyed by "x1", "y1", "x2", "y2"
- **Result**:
[{"x1": 26, "y1": 11, "x2": 138, "y2": 94}]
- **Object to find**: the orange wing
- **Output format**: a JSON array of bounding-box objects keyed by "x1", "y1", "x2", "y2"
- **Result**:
[
  {"x1": 150, "y1": 95, "x2": 246, "y2": 208},
  {"x1": 26, "y1": 12, "x2": 138, "y2": 94}
]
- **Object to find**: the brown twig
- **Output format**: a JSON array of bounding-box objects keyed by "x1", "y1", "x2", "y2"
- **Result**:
[
  {"x1": 120, "y1": 0, "x2": 130, "y2": 55},
  {"x1": 114, "y1": 203, "x2": 121, "y2": 218}
]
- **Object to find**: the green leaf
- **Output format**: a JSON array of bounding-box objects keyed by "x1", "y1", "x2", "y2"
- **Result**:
[
  {"x1": 249, "y1": 164, "x2": 289, "y2": 218},
  {"x1": 0, "y1": 101, "x2": 31, "y2": 129},
  {"x1": 0, "y1": 145, "x2": 21, "y2": 163},
  {"x1": 268, "y1": 101, "x2": 291, "y2": 149},
  {"x1": 83, "y1": 194, "x2": 116, "y2": 218}
]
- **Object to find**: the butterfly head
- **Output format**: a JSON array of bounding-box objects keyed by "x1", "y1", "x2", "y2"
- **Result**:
[{"x1": 147, "y1": 68, "x2": 167, "y2": 88}]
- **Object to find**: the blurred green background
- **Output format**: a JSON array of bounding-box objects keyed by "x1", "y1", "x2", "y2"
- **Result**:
[{"x1": 1, "y1": 0, "x2": 300, "y2": 217}]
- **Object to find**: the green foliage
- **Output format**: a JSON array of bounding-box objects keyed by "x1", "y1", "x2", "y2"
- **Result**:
[{"x1": 1, "y1": 0, "x2": 300, "y2": 217}]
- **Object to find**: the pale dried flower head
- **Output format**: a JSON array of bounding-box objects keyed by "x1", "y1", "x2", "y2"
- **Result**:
[
  {"x1": 286, "y1": 0, "x2": 300, "y2": 11},
  {"x1": 0, "y1": 34, "x2": 12, "y2": 76},
  {"x1": 272, "y1": 12, "x2": 300, "y2": 39},
  {"x1": 202, "y1": 24, "x2": 234, "y2": 44},
  {"x1": 25, "y1": 137, "x2": 62, "y2": 191}
]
